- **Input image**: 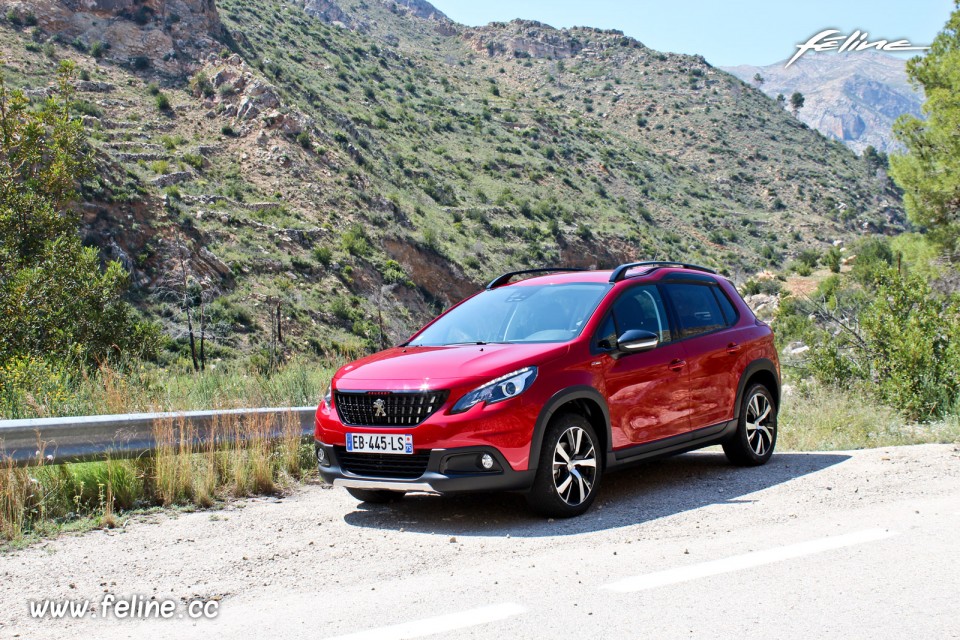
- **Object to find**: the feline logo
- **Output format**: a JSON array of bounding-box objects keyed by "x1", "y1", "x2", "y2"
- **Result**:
[
  {"x1": 373, "y1": 398, "x2": 387, "y2": 417},
  {"x1": 786, "y1": 29, "x2": 930, "y2": 68}
]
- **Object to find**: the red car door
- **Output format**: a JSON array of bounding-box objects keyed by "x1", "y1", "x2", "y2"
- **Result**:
[
  {"x1": 663, "y1": 282, "x2": 740, "y2": 429},
  {"x1": 594, "y1": 284, "x2": 692, "y2": 448}
]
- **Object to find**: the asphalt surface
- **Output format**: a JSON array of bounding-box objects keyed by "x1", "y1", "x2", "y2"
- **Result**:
[{"x1": 2, "y1": 444, "x2": 958, "y2": 639}]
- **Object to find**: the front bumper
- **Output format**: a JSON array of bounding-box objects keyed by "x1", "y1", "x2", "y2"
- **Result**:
[{"x1": 315, "y1": 442, "x2": 536, "y2": 494}]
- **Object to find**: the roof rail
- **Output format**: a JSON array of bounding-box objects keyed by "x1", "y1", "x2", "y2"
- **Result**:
[
  {"x1": 609, "y1": 261, "x2": 716, "y2": 283},
  {"x1": 486, "y1": 268, "x2": 587, "y2": 289}
]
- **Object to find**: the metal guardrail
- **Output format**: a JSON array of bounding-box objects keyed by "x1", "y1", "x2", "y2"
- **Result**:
[{"x1": 0, "y1": 406, "x2": 317, "y2": 467}]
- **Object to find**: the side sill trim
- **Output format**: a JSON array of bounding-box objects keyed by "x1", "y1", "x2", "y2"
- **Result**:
[{"x1": 611, "y1": 419, "x2": 737, "y2": 465}]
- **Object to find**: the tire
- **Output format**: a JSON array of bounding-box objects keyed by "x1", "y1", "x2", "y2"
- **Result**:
[
  {"x1": 723, "y1": 383, "x2": 778, "y2": 466},
  {"x1": 345, "y1": 487, "x2": 406, "y2": 504},
  {"x1": 525, "y1": 412, "x2": 602, "y2": 518}
]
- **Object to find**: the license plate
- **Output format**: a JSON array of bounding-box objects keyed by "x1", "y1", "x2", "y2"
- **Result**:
[{"x1": 345, "y1": 433, "x2": 413, "y2": 454}]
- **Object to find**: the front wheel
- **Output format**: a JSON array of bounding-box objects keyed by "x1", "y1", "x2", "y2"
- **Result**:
[
  {"x1": 525, "y1": 413, "x2": 602, "y2": 518},
  {"x1": 723, "y1": 383, "x2": 777, "y2": 466},
  {"x1": 345, "y1": 487, "x2": 406, "y2": 504}
]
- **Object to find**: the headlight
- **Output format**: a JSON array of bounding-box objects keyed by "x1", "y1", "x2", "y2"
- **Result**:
[
  {"x1": 322, "y1": 384, "x2": 332, "y2": 405},
  {"x1": 451, "y1": 367, "x2": 537, "y2": 414}
]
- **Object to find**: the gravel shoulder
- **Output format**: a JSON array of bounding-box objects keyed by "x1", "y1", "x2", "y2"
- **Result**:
[{"x1": 2, "y1": 444, "x2": 958, "y2": 639}]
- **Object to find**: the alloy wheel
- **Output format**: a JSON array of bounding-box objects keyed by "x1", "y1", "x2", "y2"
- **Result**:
[
  {"x1": 745, "y1": 392, "x2": 775, "y2": 456},
  {"x1": 552, "y1": 426, "x2": 597, "y2": 506}
]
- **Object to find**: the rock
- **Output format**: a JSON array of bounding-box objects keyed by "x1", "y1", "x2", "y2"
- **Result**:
[
  {"x1": 77, "y1": 80, "x2": 115, "y2": 93},
  {"x1": 6, "y1": 0, "x2": 225, "y2": 76},
  {"x1": 151, "y1": 171, "x2": 194, "y2": 187}
]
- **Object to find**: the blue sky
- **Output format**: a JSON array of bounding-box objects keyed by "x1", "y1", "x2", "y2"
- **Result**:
[{"x1": 429, "y1": 0, "x2": 954, "y2": 67}]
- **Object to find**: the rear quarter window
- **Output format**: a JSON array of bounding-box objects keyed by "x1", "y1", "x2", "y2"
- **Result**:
[{"x1": 711, "y1": 286, "x2": 739, "y2": 326}]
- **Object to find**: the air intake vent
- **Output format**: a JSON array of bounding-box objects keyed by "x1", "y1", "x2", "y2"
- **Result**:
[{"x1": 336, "y1": 448, "x2": 431, "y2": 480}]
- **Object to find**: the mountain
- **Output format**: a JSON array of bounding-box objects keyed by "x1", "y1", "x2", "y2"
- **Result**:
[
  {"x1": 0, "y1": 0, "x2": 905, "y2": 361},
  {"x1": 722, "y1": 52, "x2": 923, "y2": 154}
]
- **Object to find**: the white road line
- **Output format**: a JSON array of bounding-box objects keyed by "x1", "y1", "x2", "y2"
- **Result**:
[
  {"x1": 603, "y1": 528, "x2": 897, "y2": 593},
  {"x1": 320, "y1": 603, "x2": 526, "y2": 640}
]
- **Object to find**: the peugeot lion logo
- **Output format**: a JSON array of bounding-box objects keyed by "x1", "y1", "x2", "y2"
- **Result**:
[{"x1": 373, "y1": 398, "x2": 387, "y2": 417}]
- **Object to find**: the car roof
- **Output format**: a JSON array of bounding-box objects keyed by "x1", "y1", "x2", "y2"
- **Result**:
[{"x1": 501, "y1": 266, "x2": 719, "y2": 288}]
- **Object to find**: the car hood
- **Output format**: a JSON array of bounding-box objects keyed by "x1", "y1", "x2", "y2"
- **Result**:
[{"x1": 333, "y1": 343, "x2": 569, "y2": 390}]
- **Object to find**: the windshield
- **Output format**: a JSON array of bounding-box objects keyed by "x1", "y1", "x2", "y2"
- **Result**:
[{"x1": 409, "y1": 283, "x2": 609, "y2": 346}]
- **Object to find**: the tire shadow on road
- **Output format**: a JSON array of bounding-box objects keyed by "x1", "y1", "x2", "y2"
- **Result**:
[{"x1": 341, "y1": 450, "x2": 851, "y2": 537}]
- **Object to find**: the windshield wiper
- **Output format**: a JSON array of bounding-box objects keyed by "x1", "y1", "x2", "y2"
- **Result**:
[{"x1": 443, "y1": 341, "x2": 489, "y2": 346}]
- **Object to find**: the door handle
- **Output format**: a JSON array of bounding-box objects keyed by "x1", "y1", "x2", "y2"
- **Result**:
[
  {"x1": 668, "y1": 359, "x2": 687, "y2": 372},
  {"x1": 726, "y1": 342, "x2": 741, "y2": 354}
]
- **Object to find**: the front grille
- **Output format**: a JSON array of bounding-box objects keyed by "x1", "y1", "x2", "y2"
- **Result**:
[
  {"x1": 336, "y1": 448, "x2": 431, "y2": 479},
  {"x1": 334, "y1": 391, "x2": 449, "y2": 427}
]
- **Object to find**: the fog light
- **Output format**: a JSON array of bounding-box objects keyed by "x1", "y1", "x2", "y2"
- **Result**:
[
  {"x1": 316, "y1": 446, "x2": 327, "y2": 466},
  {"x1": 480, "y1": 453, "x2": 494, "y2": 470}
]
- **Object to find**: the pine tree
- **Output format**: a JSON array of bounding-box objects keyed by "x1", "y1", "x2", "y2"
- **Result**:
[{"x1": 890, "y1": 1, "x2": 960, "y2": 253}]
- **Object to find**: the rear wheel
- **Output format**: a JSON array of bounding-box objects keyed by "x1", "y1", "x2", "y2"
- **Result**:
[
  {"x1": 723, "y1": 383, "x2": 777, "y2": 466},
  {"x1": 525, "y1": 413, "x2": 602, "y2": 518},
  {"x1": 345, "y1": 487, "x2": 406, "y2": 504}
]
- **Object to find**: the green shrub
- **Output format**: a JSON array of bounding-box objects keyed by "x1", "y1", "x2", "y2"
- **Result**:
[
  {"x1": 811, "y1": 267, "x2": 960, "y2": 419},
  {"x1": 181, "y1": 153, "x2": 204, "y2": 170},
  {"x1": 380, "y1": 260, "x2": 409, "y2": 285},
  {"x1": 851, "y1": 237, "x2": 894, "y2": 285},
  {"x1": 89, "y1": 40, "x2": 106, "y2": 59},
  {"x1": 312, "y1": 245, "x2": 333, "y2": 267},
  {"x1": 797, "y1": 248, "x2": 821, "y2": 269},
  {"x1": 340, "y1": 224, "x2": 370, "y2": 257},
  {"x1": 148, "y1": 160, "x2": 169, "y2": 174},
  {"x1": 155, "y1": 92, "x2": 171, "y2": 111},
  {"x1": 190, "y1": 71, "x2": 215, "y2": 98},
  {"x1": 825, "y1": 246, "x2": 842, "y2": 273},
  {"x1": 741, "y1": 278, "x2": 782, "y2": 296}
]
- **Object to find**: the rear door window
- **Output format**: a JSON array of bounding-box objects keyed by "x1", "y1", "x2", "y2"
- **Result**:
[{"x1": 664, "y1": 284, "x2": 727, "y2": 339}]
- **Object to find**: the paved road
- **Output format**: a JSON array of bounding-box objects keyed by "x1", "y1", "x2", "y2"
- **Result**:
[{"x1": 2, "y1": 444, "x2": 959, "y2": 639}]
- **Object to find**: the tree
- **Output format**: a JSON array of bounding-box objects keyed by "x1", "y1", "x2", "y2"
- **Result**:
[
  {"x1": 889, "y1": 1, "x2": 960, "y2": 253},
  {"x1": 776, "y1": 93, "x2": 786, "y2": 108},
  {"x1": 752, "y1": 73, "x2": 765, "y2": 88},
  {"x1": 825, "y1": 246, "x2": 843, "y2": 273},
  {"x1": 789, "y1": 91, "x2": 805, "y2": 117},
  {"x1": 0, "y1": 61, "x2": 155, "y2": 365},
  {"x1": 862, "y1": 145, "x2": 889, "y2": 172}
]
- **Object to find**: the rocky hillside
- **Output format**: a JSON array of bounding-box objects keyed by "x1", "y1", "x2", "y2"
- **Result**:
[
  {"x1": 723, "y1": 52, "x2": 923, "y2": 154},
  {"x1": 0, "y1": 0, "x2": 905, "y2": 363}
]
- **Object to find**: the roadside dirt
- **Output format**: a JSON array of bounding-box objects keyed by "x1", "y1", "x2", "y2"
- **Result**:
[{"x1": 2, "y1": 444, "x2": 958, "y2": 638}]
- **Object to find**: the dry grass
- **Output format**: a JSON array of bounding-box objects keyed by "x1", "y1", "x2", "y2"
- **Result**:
[
  {"x1": 779, "y1": 382, "x2": 960, "y2": 451},
  {"x1": 0, "y1": 410, "x2": 315, "y2": 544},
  {"x1": 0, "y1": 357, "x2": 333, "y2": 420}
]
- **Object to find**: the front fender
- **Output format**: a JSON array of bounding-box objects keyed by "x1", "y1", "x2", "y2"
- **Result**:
[{"x1": 528, "y1": 385, "x2": 611, "y2": 471}]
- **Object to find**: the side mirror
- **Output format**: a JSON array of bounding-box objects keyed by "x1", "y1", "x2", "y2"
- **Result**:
[{"x1": 616, "y1": 329, "x2": 659, "y2": 354}]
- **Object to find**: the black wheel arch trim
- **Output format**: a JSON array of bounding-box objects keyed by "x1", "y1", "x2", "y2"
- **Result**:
[
  {"x1": 529, "y1": 385, "x2": 611, "y2": 472},
  {"x1": 733, "y1": 358, "x2": 781, "y2": 421}
]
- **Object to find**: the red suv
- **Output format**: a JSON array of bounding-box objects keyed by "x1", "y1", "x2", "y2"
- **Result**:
[{"x1": 314, "y1": 261, "x2": 780, "y2": 517}]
